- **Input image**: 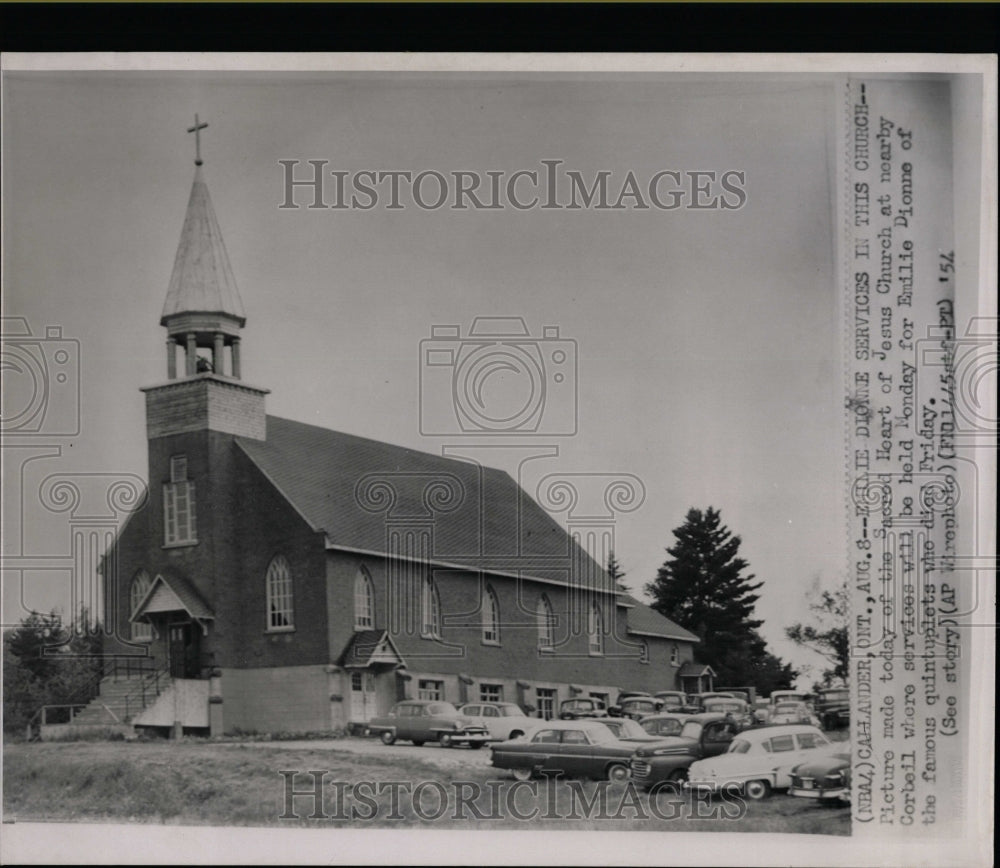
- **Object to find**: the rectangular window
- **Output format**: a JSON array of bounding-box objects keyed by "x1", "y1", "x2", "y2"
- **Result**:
[
  {"x1": 170, "y1": 455, "x2": 188, "y2": 483},
  {"x1": 536, "y1": 688, "x2": 556, "y2": 720},
  {"x1": 418, "y1": 679, "x2": 444, "y2": 701},
  {"x1": 589, "y1": 692, "x2": 609, "y2": 709},
  {"x1": 163, "y1": 456, "x2": 197, "y2": 546},
  {"x1": 769, "y1": 735, "x2": 796, "y2": 752},
  {"x1": 480, "y1": 684, "x2": 503, "y2": 703}
]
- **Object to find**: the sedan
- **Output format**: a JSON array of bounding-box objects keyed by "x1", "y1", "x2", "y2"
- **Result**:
[
  {"x1": 597, "y1": 717, "x2": 666, "y2": 743},
  {"x1": 637, "y1": 713, "x2": 689, "y2": 739},
  {"x1": 769, "y1": 701, "x2": 821, "y2": 727},
  {"x1": 789, "y1": 751, "x2": 851, "y2": 805},
  {"x1": 558, "y1": 698, "x2": 609, "y2": 720},
  {"x1": 458, "y1": 702, "x2": 534, "y2": 742},
  {"x1": 685, "y1": 724, "x2": 838, "y2": 800},
  {"x1": 490, "y1": 719, "x2": 638, "y2": 782},
  {"x1": 366, "y1": 700, "x2": 491, "y2": 748}
]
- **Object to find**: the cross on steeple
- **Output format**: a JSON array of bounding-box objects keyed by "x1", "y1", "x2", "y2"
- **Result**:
[{"x1": 187, "y1": 114, "x2": 209, "y2": 166}]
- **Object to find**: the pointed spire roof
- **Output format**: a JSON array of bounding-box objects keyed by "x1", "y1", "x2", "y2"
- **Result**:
[{"x1": 160, "y1": 167, "x2": 246, "y2": 326}]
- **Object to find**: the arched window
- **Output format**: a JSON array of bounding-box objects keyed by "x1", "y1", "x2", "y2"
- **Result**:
[
  {"x1": 639, "y1": 639, "x2": 650, "y2": 664},
  {"x1": 482, "y1": 585, "x2": 500, "y2": 645},
  {"x1": 670, "y1": 644, "x2": 680, "y2": 666},
  {"x1": 537, "y1": 595, "x2": 555, "y2": 651},
  {"x1": 588, "y1": 602, "x2": 604, "y2": 656},
  {"x1": 130, "y1": 570, "x2": 152, "y2": 642},
  {"x1": 421, "y1": 575, "x2": 441, "y2": 638},
  {"x1": 354, "y1": 568, "x2": 375, "y2": 630},
  {"x1": 266, "y1": 555, "x2": 294, "y2": 631}
]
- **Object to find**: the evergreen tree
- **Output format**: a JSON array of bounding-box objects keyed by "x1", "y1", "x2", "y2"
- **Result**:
[
  {"x1": 607, "y1": 550, "x2": 629, "y2": 592},
  {"x1": 646, "y1": 507, "x2": 797, "y2": 689}
]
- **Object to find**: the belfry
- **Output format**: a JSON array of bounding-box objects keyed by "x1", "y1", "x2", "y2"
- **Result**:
[{"x1": 160, "y1": 116, "x2": 247, "y2": 380}]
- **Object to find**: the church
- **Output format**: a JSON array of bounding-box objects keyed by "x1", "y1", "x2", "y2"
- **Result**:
[{"x1": 94, "y1": 127, "x2": 708, "y2": 736}]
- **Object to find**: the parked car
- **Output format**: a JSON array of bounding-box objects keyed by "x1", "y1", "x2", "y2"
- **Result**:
[
  {"x1": 789, "y1": 751, "x2": 852, "y2": 805},
  {"x1": 768, "y1": 690, "x2": 808, "y2": 707},
  {"x1": 614, "y1": 696, "x2": 663, "y2": 720},
  {"x1": 714, "y1": 686, "x2": 757, "y2": 706},
  {"x1": 681, "y1": 692, "x2": 736, "y2": 714},
  {"x1": 597, "y1": 717, "x2": 665, "y2": 743},
  {"x1": 768, "y1": 700, "x2": 820, "y2": 727},
  {"x1": 815, "y1": 687, "x2": 851, "y2": 730},
  {"x1": 366, "y1": 700, "x2": 491, "y2": 748},
  {"x1": 685, "y1": 724, "x2": 838, "y2": 800},
  {"x1": 558, "y1": 698, "x2": 609, "y2": 720},
  {"x1": 490, "y1": 719, "x2": 638, "y2": 782},
  {"x1": 652, "y1": 691, "x2": 687, "y2": 711},
  {"x1": 629, "y1": 713, "x2": 740, "y2": 789},
  {"x1": 637, "y1": 712, "x2": 689, "y2": 739},
  {"x1": 458, "y1": 702, "x2": 534, "y2": 742},
  {"x1": 609, "y1": 691, "x2": 659, "y2": 717},
  {"x1": 701, "y1": 697, "x2": 756, "y2": 729}
]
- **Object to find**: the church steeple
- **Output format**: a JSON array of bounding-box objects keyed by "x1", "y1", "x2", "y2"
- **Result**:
[
  {"x1": 144, "y1": 117, "x2": 267, "y2": 443},
  {"x1": 161, "y1": 116, "x2": 246, "y2": 380}
]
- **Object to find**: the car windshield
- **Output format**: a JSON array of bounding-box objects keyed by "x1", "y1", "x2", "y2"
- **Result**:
[
  {"x1": 586, "y1": 725, "x2": 616, "y2": 745},
  {"x1": 680, "y1": 721, "x2": 703, "y2": 740},
  {"x1": 611, "y1": 719, "x2": 646, "y2": 739},
  {"x1": 428, "y1": 703, "x2": 456, "y2": 715},
  {"x1": 775, "y1": 703, "x2": 801, "y2": 713},
  {"x1": 641, "y1": 718, "x2": 682, "y2": 736},
  {"x1": 729, "y1": 739, "x2": 752, "y2": 754},
  {"x1": 823, "y1": 691, "x2": 849, "y2": 702},
  {"x1": 706, "y1": 702, "x2": 742, "y2": 712}
]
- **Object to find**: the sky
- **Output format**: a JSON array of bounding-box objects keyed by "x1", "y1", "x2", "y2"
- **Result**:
[{"x1": 2, "y1": 68, "x2": 844, "y2": 683}]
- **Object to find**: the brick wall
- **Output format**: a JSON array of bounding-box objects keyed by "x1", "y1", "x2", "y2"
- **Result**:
[
  {"x1": 144, "y1": 377, "x2": 266, "y2": 441},
  {"x1": 325, "y1": 550, "x2": 698, "y2": 708},
  {"x1": 220, "y1": 665, "x2": 331, "y2": 733}
]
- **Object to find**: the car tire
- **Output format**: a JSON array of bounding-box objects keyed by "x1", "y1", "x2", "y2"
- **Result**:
[
  {"x1": 744, "y1": 779, "x2": 772, "y2": 801},
  {"x1": 380, "y1": 731, "x2": 396, "y2": 746},
  {"x1": 468, "y1": 742, "x2": 484, "y2": 750},
  {"x1": 667, "y1": 768, "x2": 688, "y2": 791},
  {"x1": 512, "y1": 767, "x2": 533, "y2": 781},
  {"x1": 412, "y1": 740, "x2": 425, "y2": 747},
  {"x1": 606, "y1": 763, "x2": 630, "y2": 783},
  {"x1": 439, "y1": 733, "x2": 453, "y2": 748}
]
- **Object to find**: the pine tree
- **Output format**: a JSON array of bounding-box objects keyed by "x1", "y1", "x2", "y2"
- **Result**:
[
  {"x1": 607, "y1": 550, "x2": 629, "y2": 592},
  {"x1": 646, "y1": 507, "x2": 796, "y2": 688}
]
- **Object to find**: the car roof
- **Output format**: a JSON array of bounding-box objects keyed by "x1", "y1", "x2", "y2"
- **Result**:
[
  {"x1": 739, "y1": 724, "x2": 822, "y2": 741},
  {"x1": 682, "y1": 712, "x2": 731, "y2": 723},
  {"x1": 530, "y1": 719, "x2": 610, "y2": 730}
]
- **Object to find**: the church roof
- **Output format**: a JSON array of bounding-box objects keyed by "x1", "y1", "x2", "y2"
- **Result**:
[
  {"x1": 621, "y1": 596, "x2": 700, "y2": 643},
  {"x1": 337, "y1": 630, "x2": 404, "y2": 668},
  {"x1": 132, "y1": 570, "x2": 215, "y2": 623},
  {"x1": 160, "y1": 167, "x2": 246, "y2": 325},
  {"x1": 236, "y1": 415, "x2": 614, "y2": 593}
]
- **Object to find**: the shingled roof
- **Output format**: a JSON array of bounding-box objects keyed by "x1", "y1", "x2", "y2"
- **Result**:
[
  {"x1": 621, "y1": 595, "x2": 700, "y2": 643},
  {"x1": 161, "y1": 167, "x2": 246, "y2": 325},
  {"x1": 236, "y1": 415, "x2": 613, "y2": 592}
]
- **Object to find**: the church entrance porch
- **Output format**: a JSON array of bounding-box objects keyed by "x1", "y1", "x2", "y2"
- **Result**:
[{"x1": 167, "y1": 619, "x2": 201, "y2": 679}]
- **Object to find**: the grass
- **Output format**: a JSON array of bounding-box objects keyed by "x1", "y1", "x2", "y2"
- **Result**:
[{"x1": 2, "y1": 740, "x2": 850, "y2": 833}]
